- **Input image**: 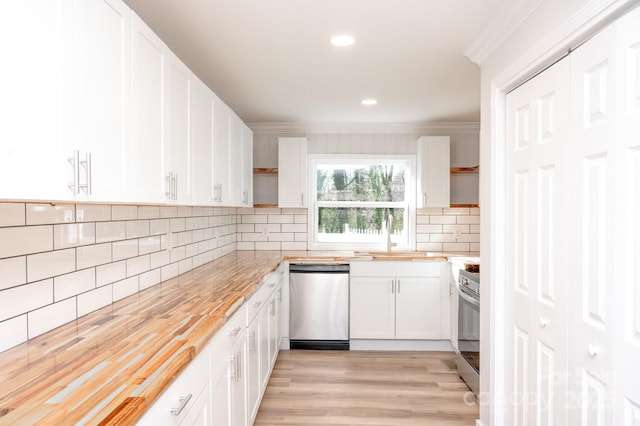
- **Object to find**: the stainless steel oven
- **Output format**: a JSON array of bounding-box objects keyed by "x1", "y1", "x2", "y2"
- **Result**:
[{"x1": 457, "y1": 269, "x2": 480, "y2": 395}]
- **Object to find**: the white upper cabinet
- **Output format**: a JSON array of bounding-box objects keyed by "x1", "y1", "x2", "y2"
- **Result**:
[
  {"x1": 69, "y1": 0, "x2": 132, "y2": 202},
  {"x1": 164, "y1": 51, "x2": 192, "y2": 204},
  {"x1": 278, "y1": 137, "x2": 308, "y2": 208},
  {"x1": 213, "y1": 96, "x2": 231, "y2": 205},
  {"x1": 131, "y1": 12, "x2": 166, "y2": 203},
  {"x1": 190, "y1": 77, "x2": 215, "y2": 205},
  {"x1": 417, "y1": 136, "x2": 450, "y2": 208},
  {"x1": 0, "y1": 0, "x2": 70, "y2": 201},
  {"x1": 228, "y1": 111, "x2": 243, "y2": 206},
  {"x1": 241, "y1": 124, "x2": 254, "y2": 207}
]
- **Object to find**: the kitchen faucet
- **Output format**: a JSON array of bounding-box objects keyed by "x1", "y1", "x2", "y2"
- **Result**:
[{"x1": 386, "y1": 214, "x2": 397, "y2": 253}]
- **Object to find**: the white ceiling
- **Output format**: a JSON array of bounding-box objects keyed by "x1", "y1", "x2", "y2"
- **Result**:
[{"x1": 123, "y1": 0, "x2": 506, "y2": 124}]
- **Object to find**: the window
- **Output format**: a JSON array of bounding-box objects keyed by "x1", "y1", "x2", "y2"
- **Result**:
[{"x1": 308, "y1": 155, "x2": 415, "y2": 250}]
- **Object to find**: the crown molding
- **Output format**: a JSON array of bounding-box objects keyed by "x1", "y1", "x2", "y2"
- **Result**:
[
  {"x1": 464, "y1": 0, "x2": 545, "y2": 65},
  {"x1": 246, "y1": 122, "x2": 480, "y2": 135}
]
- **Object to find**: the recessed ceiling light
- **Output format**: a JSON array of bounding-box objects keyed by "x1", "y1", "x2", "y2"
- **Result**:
[
  {"x1": 361, "y1": 99, "x2": 378, "y2": 106},
  {"x1": 330, "y1": 35, "x2": 355, "y2": 46}
]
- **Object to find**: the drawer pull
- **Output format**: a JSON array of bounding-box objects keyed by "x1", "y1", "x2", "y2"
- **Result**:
[
  {"x1": 268, "y1": 283, "x2": 276, "y2": 288},
  {"x1": 252, "y1": 302, "x2": 262, "y2": 309},
  {"x1": 171, "y1": 393, "x2": 192, "y2": 416},
  {"x1": 229, "y1": 326, "x2": 242, "y2": 337}
]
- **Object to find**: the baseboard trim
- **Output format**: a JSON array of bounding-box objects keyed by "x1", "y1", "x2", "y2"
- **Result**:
[{"x1": 349, "y1": 339, "x2": 454, "y2": 351}]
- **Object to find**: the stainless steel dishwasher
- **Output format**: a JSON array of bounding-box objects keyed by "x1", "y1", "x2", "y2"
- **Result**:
[{"x1": 289, "y1": 263, "x2": 349, "y2": 350}]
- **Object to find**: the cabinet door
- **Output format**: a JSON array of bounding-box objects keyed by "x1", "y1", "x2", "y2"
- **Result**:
[
  {"x1": 131, "y1": 12, "x2": 166, "y2": 203},
  {"x1": 395, "y1": 277, "x2": 441, "y2": 339},
  {"x1": 210, "y1": 361, "x2": 231, "y2": 426},
  {"x1": 165, "y1": 51, "x2": 192, "y2": 204},
  {"x1": 213, "y1": 96, "x2": 230, "y2": 205},
  {"x1": 259, "y1": 302, "x2": 271, "y2": 391},
  {"x1": 245, "y1": 318, "x2": 261, "y2": 424},
  {"x1": 229, "y1": 337, "x2": 247, "y2": 426},
  {"x1": 190, "y1": 78, "x2": 215, "y2": 205},
  {"x1": 241, "y1": 124, "x2": 254, "y2": 207},
  {"x1": 269, "y1": 284, "x2": 282, "y2": 367},
  {"x1": 350, "y1": 277, "x2": 395, "y2": 339},
  {"x1": 278, "y1": 137, "x2": 308, "y2": 208},
  {"x1": 417, "y1": 136, "x2": 450, "y2": 208},
  {"x1": 72, "y1": 0, "x2": 131, "y2": 202},
  {"x1": 228, "y1": 112, "x2": 243, "y2": 206},
  {"x1": 179, "y1": 385, "x2": 210, "y2": 426},
  {"x1": 0, "y1": 1, "x2": 69, "y2": 201}
]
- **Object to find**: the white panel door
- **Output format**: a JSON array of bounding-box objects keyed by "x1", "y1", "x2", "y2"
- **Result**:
[
  {"x1": 165, "y1": 51, "x2": 192, "y2": 204},
  {"x1": 131, "y1": 13, "x2": 166, "y2": 204},
  {"x1": 190, "y1": 78, "x2": 215, "y2": 206},
  {"x1": 613, "y1": 8, "x2": 640, "y2": 425},
  {"x1": 72, "y1": 0, "x2": 131, "y2": 202},
  {"x1": 569, "y1": 24, "x2": 618, "y2": 426},
  {"x1": 0, "y1": 1, "x2": 70, "y2": 201},
  {"x1": 505, "y1": 56, "x2": 570, "y2": 425}
]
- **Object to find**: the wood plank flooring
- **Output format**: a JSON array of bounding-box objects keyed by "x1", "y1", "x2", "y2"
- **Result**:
[{"x1": 255, "y1": 350, "x2": 479, "y2": 425}]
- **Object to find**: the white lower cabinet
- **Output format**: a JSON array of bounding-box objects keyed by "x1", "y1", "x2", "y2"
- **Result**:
[
  {"x1": 136, "y1": 346, "x2": 210, "y2": 425},
  {"x1": 350, "y1": 261, "x2": 448, "y2": 340}
]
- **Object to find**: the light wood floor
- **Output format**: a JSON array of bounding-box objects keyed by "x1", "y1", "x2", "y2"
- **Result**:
[{"x1": 255, "y1": 350, "x2": 479, "y2": 425}]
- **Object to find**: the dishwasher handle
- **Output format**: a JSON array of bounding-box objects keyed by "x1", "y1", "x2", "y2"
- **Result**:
[{"x1": 289, "y1": 264, "x2": 350, "y2": 273}]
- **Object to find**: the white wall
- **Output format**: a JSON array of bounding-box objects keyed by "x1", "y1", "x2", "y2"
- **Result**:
[{"x1": 477, "y1": 0, "x2": 637, "y2": 424}]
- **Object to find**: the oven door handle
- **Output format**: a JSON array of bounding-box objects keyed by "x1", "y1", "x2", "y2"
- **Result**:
[{"x1": 458, "y1": 286, "x2": 480, "y2": 308}]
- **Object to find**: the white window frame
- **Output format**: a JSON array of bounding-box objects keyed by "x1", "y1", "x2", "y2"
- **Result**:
[{"x1": 307, "y1": 154, "x2": 416, "y2": 251}]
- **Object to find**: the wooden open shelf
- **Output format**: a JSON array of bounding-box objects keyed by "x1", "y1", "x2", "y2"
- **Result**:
[
  {"x1": 450, "y1": 165, "x2": 479, "y2": 174},
  {"x1": 253, "y1": 167, "x2": 278, "y2": 175},
  {"x1": 253, "y1": 203, "x2": 278, "y2": 208}
]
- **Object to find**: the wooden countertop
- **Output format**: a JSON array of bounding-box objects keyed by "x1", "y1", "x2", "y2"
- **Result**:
[
  {"x1": 0, "y1": 250, "x2": 470, "y2": 425},
  {"x1": 0, "y1": 251, "x2": 284, "y2": 425}
]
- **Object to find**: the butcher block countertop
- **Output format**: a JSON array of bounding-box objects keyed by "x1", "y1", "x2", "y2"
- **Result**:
[{"x1": 0, "y1": 250, "x2": 469, "y2": 425}]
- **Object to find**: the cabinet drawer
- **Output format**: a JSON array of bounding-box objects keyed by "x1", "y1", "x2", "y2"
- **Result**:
[
  {"x1": 138, "y1": 346, "x2": 209, "y2": 425},
  {"x1": 246, "y1": 284, "x2": 271, "y2": 324},
  {"x1": 211, "y1": 304, "x2": 247, "y2": 357},
  {"x1": 350, "y1": 260, "x2": 445, "y2": 277}
]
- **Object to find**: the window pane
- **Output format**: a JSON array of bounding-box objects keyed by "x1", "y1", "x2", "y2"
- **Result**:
[
  {"x1": 317, "y1": 207, "x2": 404, "y2": 241},
  {"x1": 316, "y1": 164, "x2": 406, "y2": 202}
]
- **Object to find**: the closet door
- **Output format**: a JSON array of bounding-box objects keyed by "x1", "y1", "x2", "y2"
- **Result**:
[{"x1": 505, "y1": 56, "x2": 570, "y2": 426}]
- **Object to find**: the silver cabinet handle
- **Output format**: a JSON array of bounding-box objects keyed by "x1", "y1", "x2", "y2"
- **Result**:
[
  {"x1": 173, "y1": 173, "x2": 177, "y2": 200},
  {"x1": 236, "y1": 351, "x2": 242, "y2": 381},
  {"x1": 252, "y1": 301, "x2": 261, "y2": 309},
  {"x1": 270, "y1": 299, "x2": 275, "y2": 316},
  {"x1": 229, "y1": 326, "x2": 242, "y2": 337},
  {"x1": 165, "y1": 173, "x2": 172, "y2": 198},
  {"x1": 171, "y1": 393, "x2": 192, "y2": 416},
  {"x1": 301, "y1": 193, "x2": 304, "y2": 206},
  {"x1": 248, "y1": 330, "x2": 256, "y2": 352},
  {"x1": 391, "y1": 279, "x2": 395, "y2": 294},
  {"x1": 397, "y1": 279, "x2": 400, "y2": 293},
  {"x1": 68, "y1": 151, "x2": 79, "y2": 194},
  {"x1": 86, "y1": 152, "x2": 92, "y2": 194},
  {"x1": 228, "y1": 354, "x2": 237, "y2": 381},
  {"x1": 268, "y1": 283, "x2": 276, "y2": 288}
]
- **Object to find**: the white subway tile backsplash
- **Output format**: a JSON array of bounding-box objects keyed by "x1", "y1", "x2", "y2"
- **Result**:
[
  {"x1": 0, "y1": 257, "x2": 26, "y2": 290},
  {"x1": 457, "y1": 215, "x2": 480, "y2": 224},
  {"x1": 237, "y1": 223, "x2": 254, "y2": 233},
  {"x1": 112, "y1": 205, "x2": 137, "y2": 221},
  {"x1": 178, "y1": 206, "x2": 193, "y2": 217},
  {"x1": 268, "y1": 215, "x2": 293, "y2": 224},
  {"x1": 0, "y1": 315, "x2": 28, "y2": 352},
  {"x1": 77, "y1": 243, "x2": 112, "y2": 269},
  {"x1": 429, "y1": 216, "x2": 457, "y2": 225},
  {"x1": 416, "y1": 215, "x2": 431, "y2": 224},
  {"x1": 177, "y1": 231, "x2": 193, "y2": 247},
  {"x1": 185, "y1": 243, "x2": 199, "y2": 259},
  {"x1": 295, "y1": 233, "x2": 307, "y2": 242},
  {"x1": 242, "y1": 233, "x2": 268, "y2": 242},
  {"x1": 161, "y1": 262, "x2": 179, "y2": 281},
  {"x1": 149, "y1": 218, "x2": 169, "y2": 236},
  {"x1": 126, "y1": 220, "x2": 150, "y2": 239},
  {"x1": 417, "y1": 224, "x2": 443, "y2": 233},
  {"x1": 282, "y1": 223, "x2": 306, "y2": 233},
  {"x1": 418, "y1": 207, "x2": 443, "y2": 215},
  {"x1": 77, "y1": 285, "x2": 112, "y2": 317},
  {"x1": 150, "y1": 250, "x2": 171, "y2": 269},
  {"x1": 282, "y1": 208, "x2": 306, "y2": 215},
  {"x1": 54, "y1": 268, "x2": 95, "y2": 301},
  {"x1": 139, "y1": 268, "x2": 161, "y2": 291},
  {"x1": 242, "y1": 215, "x2": 268, "y2": 224},
  {"x1": 255, "y1": 223, "x2": 281, "y2": 233},
  {"x1": 113, "y1": 239, "x2": 139, "y2": 262},
  {"x1": 96, "y1": 221, "x2": 126, "y2": 243},
  {"x1": 28, "y1": 298, "x2": 76, "y2": 338},
  {"x1": 470, "y1": 224, "x2": 481, "y2": 233},
  {"x1": 170, "y1": 218, "x2": 186, "y2": 233},
  {"x1": 113, "y1": 276, "x2": 139, "y2": 301},
  {"x1": 139, "y1": 236, "x2": 161, "y2": 255},
  {"x1": 269, "y1": 233, "x2": 294, "y2": 242},
  {"x1": 423, "y1": 243, "x2": 444, "y2": 252},
  {"x1": 54, "y1": 223, "x2": 96, "y2": 249},
  {"x1": 185, "y1": 217, "x2": 199, "y2": 231},
  {"x1": 0, "y1": 225, "x2": 53, "y2": 258},
  {"x1": 443, "y1": 207, "x2": 470, "y2": 215},
  {"x1": 255, "y1": 242, "x2": 281, "y2": 250},
  {"x1": 443, "y1": 224, "x2": 469, "y2": 233},
  {"x1": 470, "y1": 243, "x2": 480, "y2": 251},
  {"x1": 294, "y1": 215, "x2": 307, "y2": 224},
  {"x1": 127, "y1": 255, "x2": 150, "y2": 277},
  {"x1": 281, "y1": 242, "x2": 307, "y2": 251},
  {"x1": 0, "y1": 203, "x2": 25, "y2": 227},
  {"x1": 443, "y1": 242, "x2": 471, "y2": 252},
  {"x1": 160, "y1": 206, "x2": 178, "y2": 218},
  {"x1": 75, "y1": 204, "x2": 111, "y2": 222},
  {"x1": 170, "y1": 246, "x2": 186, "y2": 263},
  {"x1": 26, "y1": 204, "x2": 74, "y2": 225},
  {"x1": 96, "y1": 261, "x2": 127, "y2": 287},
  {"x1": 236, "y1": 242, "x2": 255, "y2": 251},
  {"x1": 253, "y1": 208, "x2": 280, "y2": 215},
  {"x1": 470, "y1": 208, "x2": 480, "y2": 215},
  {"x1": 0, "y1": 279, "x2": 53, "y2": 322},
  {"x1": 178, "y1": 258, "x2": 193, "y2": 275},
  {"x1": 138, "y1": 206, "x2": 160, "y2": 220},
  {"x1": 27, "y1": 249, "x2": 75, "y2": 282}
]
